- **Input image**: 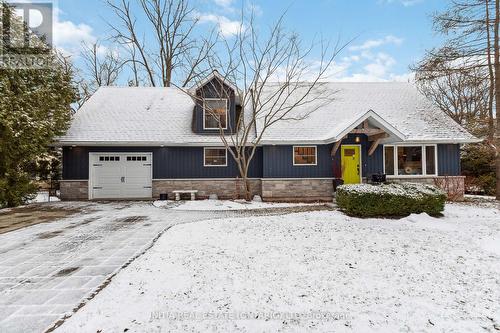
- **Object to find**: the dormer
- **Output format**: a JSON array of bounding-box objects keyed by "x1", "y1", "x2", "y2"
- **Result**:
[{"x1": 192, "y1": 71, "x2": 239, "y2": 134}]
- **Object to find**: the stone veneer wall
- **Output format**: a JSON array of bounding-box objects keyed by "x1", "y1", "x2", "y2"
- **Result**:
[
  {"x1": 59, "y1": 176, "x2": 464, "y2": 202},
  {"x1": 153, "y1": 179, "x2": 262, "y2": 200},
  {"x1": 59, "y1": 181, "x2": 88, "y2": 200},
  {"x1": 261, "y1": 179, "x2": 334, "y2": 202},
  {"x1": 388, "y1": 176, "x2": 465, "y2": 201}
]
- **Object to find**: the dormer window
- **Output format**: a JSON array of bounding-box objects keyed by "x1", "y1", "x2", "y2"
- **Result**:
[{"x1": 203, "y1": 98, "x2": 228, "y2": 130}]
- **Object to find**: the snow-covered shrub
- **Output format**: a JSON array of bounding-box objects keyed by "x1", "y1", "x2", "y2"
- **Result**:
[{"x1": 336, "y1": 183, "x2": 446, "y2": 217}]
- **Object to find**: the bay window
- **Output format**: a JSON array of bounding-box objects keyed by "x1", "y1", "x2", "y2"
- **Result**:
[{"x1": 384, "y1": 145, "x2": 437, "y2": 176}]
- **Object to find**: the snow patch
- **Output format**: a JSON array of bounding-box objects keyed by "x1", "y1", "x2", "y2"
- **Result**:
[
  {"x1": 172, "y1": 200, "x2": 316, "y2": 211},
  {"x1": 57, "y1": 203, "x2": 500, "y2": 332},
  {"x1": 29, "y1": 191, "x2": 61, "y2": 203},
  {"x1": 400, "y1": 212, "x2": 436, "y2": 223}
]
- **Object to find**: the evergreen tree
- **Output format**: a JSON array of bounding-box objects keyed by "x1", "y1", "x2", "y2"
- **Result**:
[{"x1": 0, "y1": 3, "x2": 76, "y2": 207}]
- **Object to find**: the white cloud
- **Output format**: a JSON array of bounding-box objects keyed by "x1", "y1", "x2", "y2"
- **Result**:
[
  {"x1": 379, "y1": 0, "x2": 424, "y2": 6},
  {"x1": 323, "y1": 52, "x2": 407, "y2": 82},
  {"x1": 54, "y1": 20, "x2": 95, "y2": 47},
  {"x1": 198, "y1": 14, "x2": 241, "y2": 37},
  {"x1": 349, "y1": 35, "x2": 403, "y2": 51},
  {"x1": 214, "y1": 0, "x2": 234, "y2": 7},
  {"x1": 52, "y1": 7, "x2": 97, "y2": 55}
]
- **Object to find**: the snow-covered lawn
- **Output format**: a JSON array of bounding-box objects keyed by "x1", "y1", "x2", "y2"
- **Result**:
[
  {"x1": 154, "y1": 199, "x2": 318, "y2": 211},
  {"x1": 57, "y1": 203, "x2": 500, "y2": 332}
]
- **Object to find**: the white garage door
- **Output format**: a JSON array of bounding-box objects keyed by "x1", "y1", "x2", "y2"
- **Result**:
[{"x1": 89, "y1": 153, "x2": 152, "y2": 199}]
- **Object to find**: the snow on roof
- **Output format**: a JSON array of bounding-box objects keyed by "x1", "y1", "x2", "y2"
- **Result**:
[
  {"x1": 57, "y1": 87, "x2": 226, "y2": 146},
  {"x1": 257, "y1": 82, "x2": 478, "y2": 144},
  {"x1": 57, "y1": 82, "x2": 478, "y2": 146}
]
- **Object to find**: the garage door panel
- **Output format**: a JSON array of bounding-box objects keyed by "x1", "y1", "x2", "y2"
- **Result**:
[
  {"x1": 90, "y1": 153, "x2": 152, "y2": 200},
  {"x1": 93, "y1": 189, "x2": 122, "y2": 199}
]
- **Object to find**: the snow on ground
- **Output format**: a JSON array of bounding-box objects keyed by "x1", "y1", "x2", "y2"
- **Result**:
[
  {"x1": 154, "y1": 199, "x2": 317, "y2": 211},
  {"x1": 29, "y1": 191, "x2": 60, "y2": 203},
  {"x1": 57, "y1": 203, "x2": 500, "y2": 332}
]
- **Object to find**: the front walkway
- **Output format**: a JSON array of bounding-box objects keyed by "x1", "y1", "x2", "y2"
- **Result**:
[{"x1": 0, "y1": 201, "x2": 326, "y2": 332}]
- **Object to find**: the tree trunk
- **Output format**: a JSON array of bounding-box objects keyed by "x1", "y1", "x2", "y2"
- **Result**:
[
  {"x1": 241, "y1": 165, "x2": 252, "y2": 201},
  {"x1": 486, "y1": 0, "x2": 496, "y2": 140},
  {"x1": 494, "y1": 0, "x2": 500, "y2": 200}
]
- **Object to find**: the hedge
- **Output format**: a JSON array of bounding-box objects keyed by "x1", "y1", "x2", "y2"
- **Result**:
[{"x1": 336, "y1": 183, "x2": 447, "y2": 218}]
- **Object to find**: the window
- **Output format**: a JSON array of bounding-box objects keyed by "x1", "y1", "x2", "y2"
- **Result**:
[
  {"x1": 204, "y1": 148, "x2": 227, "y2": 167},
  {"x1": 293, "y1": 146, "x2": 317, "y2": 166},
  {"x1": 426, "y1": 145, "x2": 436, "y2": 175},
  {"x1": 204, "y1": 99, "x2": 228, "y2": 129},
  {"x1": 384, "y1": 145, "x2": 437, "y2": 176},
  {"x1": 127, "y1": 156, "x2": 148, "y2": 161},
  {"x1": 384, "y1": 146, "x2": 394, "y2": 175},
  {"x1": 99, "y1": 156, "x2": 120, "y2": 162},
  {"x1": 398, "y1": 146, "x2": 422, "y2": 175}
]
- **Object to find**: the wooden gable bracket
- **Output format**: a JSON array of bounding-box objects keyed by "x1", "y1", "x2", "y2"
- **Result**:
[
  {"x1": 330, "y1": 137, "x2": 346, "y2": 157},
  {"x1": 367, "y1": 132, "x2": 389, "y2": 141},
  {"x1": 350, "y1": 128, "x2": 386, "y2": 136},
  {"x1": 368, "y1": 138, "x2": 381, "y2": 156},
  {"x1": 367, "y1": 133, "x2": 389, "y2": 156}
]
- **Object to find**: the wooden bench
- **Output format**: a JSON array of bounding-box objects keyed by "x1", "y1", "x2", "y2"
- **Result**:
[{"x1": 172, "y1": 190, "x2": 198, "y2": 201}]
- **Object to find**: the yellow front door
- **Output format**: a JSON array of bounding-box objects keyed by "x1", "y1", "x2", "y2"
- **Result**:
[{"x1": 341, "y1": 145, "x2": 361, "y2": 184}]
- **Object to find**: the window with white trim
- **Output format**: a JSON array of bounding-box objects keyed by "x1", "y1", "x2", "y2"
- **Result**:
[
  {"x1": 293, "y1": 146, "x2": 317, "y2": 166},
  {"x1": 384, "y1": 145, "x2": 437, "y2": 176},
  {"x1": 204, "y1": 148, "x2": 227, "y2": 166},
  {"x1": 203, "y1": 99, "x2": 228, "y2": 129}
]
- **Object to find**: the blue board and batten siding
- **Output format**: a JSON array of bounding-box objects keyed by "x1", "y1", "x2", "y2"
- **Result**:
[
  {"x1": 62, "y1": 143, "x2": 461, "y2": 181},
  {"x1": 193, "y1": 78, "x2": 237, "y2": 134},
  {"x1": 437, "y1": 144, "x2": 461, "y2": 176},
  {"x1": 263, "y1": 134, "x2": 384, "y2": 178},
  {"x1": 62, "y1": 147, "x2": 263, "y2": 180}
]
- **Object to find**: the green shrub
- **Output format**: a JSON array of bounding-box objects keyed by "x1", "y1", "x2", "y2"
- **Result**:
[
  {"x1": 336, "y1": 183, "x2": 447, "y2": 218},
  {"x1": 461, "y1": 143, "x2": 496, "y2": 195}
]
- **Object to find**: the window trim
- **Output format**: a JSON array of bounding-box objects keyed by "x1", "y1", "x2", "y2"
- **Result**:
[
  {"x1": 383, "y1": 144, "x2": 438, "y2": 177},
  {"x1": 293, "y1": 145, "x2": 318, "y2": 166},
  {"x1": 203, "y1": 147, "x2": 228, "y2": 167},
  {"x1": 203, "y1": 98, "x2": 228, "y2": 130}
]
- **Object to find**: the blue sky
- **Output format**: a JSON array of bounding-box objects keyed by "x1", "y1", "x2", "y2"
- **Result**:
[{"x1": 53, "y1": 0, "x2": 448, "y2": 82}]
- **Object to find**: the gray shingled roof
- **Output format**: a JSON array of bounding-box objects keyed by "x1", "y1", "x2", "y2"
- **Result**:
[
  {"x1": 257, "y1": 82, "x2": 478, "y2": 144},
  {"x1": 58, "y1": 87, "x2": 225, "y2": 146},
  {"x1": 57, "y1": 83, "x2": 478, "y2": 146}
]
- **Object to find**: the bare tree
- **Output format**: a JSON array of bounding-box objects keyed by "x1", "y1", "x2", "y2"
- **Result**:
[
  {"x1": 77, "y1": 40, "x2": 124, "y2": 107},
  {"x1": 415, "y1": 63, "x2": 490, "y2": 135},
  {"x1": 81, "y1": 41, "x2": 123, "y2": 87},
  {"x1": 105, "y1": 0, "x2": 217, "y2": 87},
  {"x1": 493, "y1": 0, "x2": 500, "y2": 200},
  {"x1": 413, "y1": 0, "x2": 500, "y2": 200},
  {"x1": 189, "y1": 13, "x2": 348, "y2": 200}
]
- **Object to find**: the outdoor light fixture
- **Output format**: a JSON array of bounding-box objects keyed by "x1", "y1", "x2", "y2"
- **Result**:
[{"x1": 355, "y1": 136, "x2": 361, "y2": 143}]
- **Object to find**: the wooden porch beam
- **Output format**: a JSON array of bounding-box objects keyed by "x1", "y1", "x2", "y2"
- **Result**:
[
  {"x1": 331, "y1": 139, "x2": 343, "y2": 156},
  {"x1": 350, "y1": 128, "x2": 385, "y2": 136},
  {"x1": 367, "y1": 132, "x2": 389, "y2": 141},
  {"x1": 368, "y1": 138, "x2": 381, "y2": 156}
]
